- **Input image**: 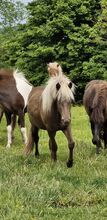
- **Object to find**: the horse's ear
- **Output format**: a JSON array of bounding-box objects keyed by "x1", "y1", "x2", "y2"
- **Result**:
[
  {"x1": 68, "y1": 81, "x2": 72, "y2": 89},
  {"x1": 57, "y1": 63, "x2": 60, "y2": 67},
  {"x1": 56, "y1": 82, "x2": 61, "y2": 90}
]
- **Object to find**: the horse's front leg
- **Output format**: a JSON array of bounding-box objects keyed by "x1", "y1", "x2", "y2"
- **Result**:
[
  {"x1": 63, "y1": 125, "x2": 75, "y2": 168},
  {"x1": 18, "y1": 110, "x2": 27, "y2": 145},
  {"x1": 48, "y1": 131, "x2": 57, "y2": 161},
  {"x1": 5, "y1": 112, "x2": 13, "y2": 148}
]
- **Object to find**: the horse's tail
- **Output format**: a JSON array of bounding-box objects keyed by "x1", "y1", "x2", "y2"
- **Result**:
[{"x1": 24, "y1": 126, "x2": 34, "y2": 156}]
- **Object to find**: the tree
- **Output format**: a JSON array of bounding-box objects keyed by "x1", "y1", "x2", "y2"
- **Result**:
[
  {"x1": 0, "y1": 0, "x2": 26, "y2": 30},
  {"x1": 0, "y1": 0, "x2": 26, "y2": 67},
  {"x1": 83, "y1": 0, "x2": 107, "y2": 82},
  {"x1": 0, "y1": 0, "x2": 103, "y2": 101},
  {"x1": 15, "y1": 0, "x2": 101, "y2": 94}
]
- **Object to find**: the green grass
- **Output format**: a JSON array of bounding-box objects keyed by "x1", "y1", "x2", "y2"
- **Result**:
[{"x1": 1, "y1": 106, "x2": 107, "y2": 220}]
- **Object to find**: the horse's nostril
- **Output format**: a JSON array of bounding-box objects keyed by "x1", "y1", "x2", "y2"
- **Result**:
[
  {"x1": 92, "y1": 138, "x2": 97, "y2": 145},
  {"x1": 61, "y1": 118, "x2": 70, "y2": 126}
]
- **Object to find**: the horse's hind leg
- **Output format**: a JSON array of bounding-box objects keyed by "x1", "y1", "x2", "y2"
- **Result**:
[
  {"x1": 11, "y1": 114, "x2": 17, "y2": 140},
  {"x1": 63, "y1": 125, "x2": 75, "y2": 168},
  {"x1": 24, "y1": 125, "x2": 35, "y2": 156},
  {"x1": 18, "y1": 110, "x2": 27, "y2": 144},
  {"x1": 48, "y1": 131, "x2": 57, "y2": 161},
  {"x1": 24, "y1": 125, "x2": 39, "y2": 156},
  {"x1": 5, "y1": 112, "x2": 12, "y2": 148},
  {"x1": 11, "y1": 114, "x2": 16, "y2": 131},
  {"x1": 31, "y1": 126, "x2": 39, "y2": 156}
]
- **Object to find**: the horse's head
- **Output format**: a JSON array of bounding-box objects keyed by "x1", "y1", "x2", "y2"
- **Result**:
[
  {"x1": 42, "y1": 75, "x2": 75, "y2": 128},
  {"x1": 55, "y1": 80, "x2": 74, "y2": 128}
]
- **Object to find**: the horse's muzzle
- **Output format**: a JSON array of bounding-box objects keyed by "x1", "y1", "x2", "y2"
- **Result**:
[
  {"x1": 61, "y1": 118, "x2": 70, "y2": 128},
  {"x1": 92, "y1": 136, "x2": 100, "y2": 145}
]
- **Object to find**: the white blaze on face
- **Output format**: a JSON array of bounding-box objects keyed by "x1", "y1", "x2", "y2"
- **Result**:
[{"x1": 13, "y1": 70, "x2": 32, "y2": 108}]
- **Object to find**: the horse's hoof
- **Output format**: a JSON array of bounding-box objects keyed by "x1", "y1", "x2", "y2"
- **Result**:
[
  {"x1": 6, "y1": 144, "x2": 11, "y2": 148},
  {"x1": 35, "y1": 154, "x2": 39, "y2": 158},
  {"x1": 96, "y1": 150, "x2": 100, "y2": 154},
  {"x1": 66, "y1": 160, "x2": 73, "y2": 168},
  {"x1": 35, "y1": 152, "x2": 40, "y2": 157}
]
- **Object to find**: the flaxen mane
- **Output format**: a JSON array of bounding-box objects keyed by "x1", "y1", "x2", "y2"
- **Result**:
[{"x1": 42, "y1": 74, "x2": 75, "y2": 114}]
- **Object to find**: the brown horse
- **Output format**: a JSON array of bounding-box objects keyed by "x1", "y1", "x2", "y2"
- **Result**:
[
  {"x1": 24, "y1": 74, "x2": 75, "y2": 167},
  {"x1": 83, "y1": 80, "x2": 107, "y2": 153},
  {"x1": 0, "y1": 68, "x2": 33, "y2": 147}
]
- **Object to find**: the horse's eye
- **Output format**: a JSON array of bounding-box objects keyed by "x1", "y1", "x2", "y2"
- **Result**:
[
  {"x1": 56, "y1": 82, "x2": 61, "y2": 90},
  {"x1": 89, "y1": 106, "x2": 93, "y2": 113},
  {"x1": 68, "y1": 82, "x2": 72, "y2": 89}
]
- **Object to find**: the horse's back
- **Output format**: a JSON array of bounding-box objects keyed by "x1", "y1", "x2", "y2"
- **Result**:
[
  {"x1": 85, "y1": 80, "x2": 107, "y2": 90},
  {"x1": 0, "y1": 68, "x2": 13, "y2": 78},
  {"x1": 83, "y1": 80, "x2": 107, "y2": 114},
  {"x1": 27, "y1": 86, "x2": 46, "y2": 129}
]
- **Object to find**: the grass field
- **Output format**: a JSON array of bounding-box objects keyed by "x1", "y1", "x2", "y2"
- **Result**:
[{"x1": 1, "y1": 106, "x2": 107, "y2": 220}]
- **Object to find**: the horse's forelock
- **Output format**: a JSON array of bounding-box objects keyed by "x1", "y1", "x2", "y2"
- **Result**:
[
  {"x1": 57, "y1": 81, "x2": 75, "y2": 102},
  {"x1": 42, "y1": 75, "x2": 75, "y2": 114}
]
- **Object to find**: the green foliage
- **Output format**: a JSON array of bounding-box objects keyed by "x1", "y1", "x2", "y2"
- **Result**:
[
  {"x1": 15, "y1": 0, "x2": 101, "y2": 88},
  {"x1": 83, "y1": 0, "x2": 107, "y2": 82},
  {"x1": 0, "y1": 0, "x2": 27, "y2": 68},
  {"x1": 1, "y1": 0, "x2": 107, "y2": 101},
  {"x1": 0, "y1": 0, "x2": 26, "y2": 29},
  {"x1": 1, "y1": 107, "x2": 107, "y2": 219}
]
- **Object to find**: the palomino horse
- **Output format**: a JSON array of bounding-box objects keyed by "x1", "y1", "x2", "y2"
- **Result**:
[
  {"x1": 0, "y1": 69, "x2": 33, "y2": 147},
  {"x1": 24, "y1": 74, "x2": 75, "y2": 167},
  {"x1": 83, "y1": 80, "x2": 107, "y2": 154}
]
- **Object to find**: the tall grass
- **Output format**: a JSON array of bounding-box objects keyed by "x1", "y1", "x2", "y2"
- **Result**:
[{"x1": 0, "y1": 106, "x2": 107, "y2": 220}]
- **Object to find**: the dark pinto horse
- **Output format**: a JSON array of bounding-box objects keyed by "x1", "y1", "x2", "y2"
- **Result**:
[
  {"x1": 24, "y1": 74, "x2": 75, "y2": 167},
  {"x1": 83, "y1": 80, "x2": 107, "y2": 154},
  {"x1": 0, "y1": 69, "x2": 33, "y2": 147}
]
